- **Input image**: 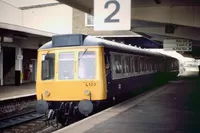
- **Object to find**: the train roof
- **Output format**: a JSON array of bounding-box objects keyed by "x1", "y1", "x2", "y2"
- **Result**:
[{"x1": 39, "y1": 34, "x2": 176, "y2": 59}]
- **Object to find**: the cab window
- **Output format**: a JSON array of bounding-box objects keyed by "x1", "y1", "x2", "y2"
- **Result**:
[
  {"x1": 41, "y1": 53, "x2": 55, "y2": 80},
  {"x1": 78, "y1": 51, "x2": 96, "y2": 79},
  {"x1": 58, "y1": 52, "x2": 74, "y2": 80}
]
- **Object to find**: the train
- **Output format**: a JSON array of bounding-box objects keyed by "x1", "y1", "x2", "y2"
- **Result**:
[{"x1": 35, "y1": 34, "x2": 179, "y2": 126}]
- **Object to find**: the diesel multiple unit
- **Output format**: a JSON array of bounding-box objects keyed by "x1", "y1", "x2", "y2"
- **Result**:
[{"x1": 36, "y1": 34, "x2": 179, "y2": 126}]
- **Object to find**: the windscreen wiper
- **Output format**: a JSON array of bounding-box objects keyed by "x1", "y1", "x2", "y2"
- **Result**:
[{"x1": 78, "y1": 48, "x2": 88, "y2": 60}]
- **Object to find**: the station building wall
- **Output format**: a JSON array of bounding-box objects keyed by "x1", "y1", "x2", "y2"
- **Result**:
[{"x1": 22, "y1": 4, "x2": 72, "y2": 34}]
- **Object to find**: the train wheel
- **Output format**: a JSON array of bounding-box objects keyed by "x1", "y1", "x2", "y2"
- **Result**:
[{"x1": 56, "y1": 110, "x2": 69, "y2": 127}]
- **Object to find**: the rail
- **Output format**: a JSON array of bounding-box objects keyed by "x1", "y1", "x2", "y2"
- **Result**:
[{"x1": 0, "y1": 110, "x2": 44, "y2": 129}]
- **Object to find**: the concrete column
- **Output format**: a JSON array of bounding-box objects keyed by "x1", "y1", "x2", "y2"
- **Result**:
[
  {"x1": 0, "y1": 49, "x2": 3, "y2": 86},
  {"x1": 0, "y1": 37, "x2": 3, "y2": 86},
  {"x1": 15, "y1": 47, "x2": 23, "y2": 85}
]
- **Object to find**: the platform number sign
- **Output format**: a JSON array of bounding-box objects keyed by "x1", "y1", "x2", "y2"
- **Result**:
[
  {"x1": 94, "y1": 0, "x2": 131, "y2": 31},
  {"x1": 104, "y1": 1, "x2": 120, "y2": 23}
]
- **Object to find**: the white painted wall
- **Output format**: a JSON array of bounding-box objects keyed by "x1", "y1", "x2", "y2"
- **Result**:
[
  {"x1": 22, "y1": 5, "x2": 72, "y2": 34},
  {"x1": 0, "y1": 1, "x2": 72, "y2": 35},
  {"x1": 0, "y1": 1, "x2": 22, "y2": 25}
]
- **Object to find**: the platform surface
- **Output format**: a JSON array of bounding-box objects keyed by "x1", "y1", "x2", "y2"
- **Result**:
[
  {"x1": 54, "y1": 71, "x2": 200, "y2": 133},
  {"x1": 0, "y1": 83, "x2": 35, "y2": 101}
]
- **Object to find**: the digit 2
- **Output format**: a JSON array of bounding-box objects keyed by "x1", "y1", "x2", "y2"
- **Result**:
[{"x1": 104, "y1": 0, "x2": 120, "y2": 23}]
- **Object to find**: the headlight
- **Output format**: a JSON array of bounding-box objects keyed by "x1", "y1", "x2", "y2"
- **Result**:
[
  {"x1": 84, "y1": 90, "x2": 90, "y2": 96},
  {"x1": 45, "y1": 90, "x2": 50, "y2": 96}
]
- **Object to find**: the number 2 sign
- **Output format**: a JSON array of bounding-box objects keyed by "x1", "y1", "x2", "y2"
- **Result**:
[{"x1": 94, "y1": 0, "x2": 131, "y2": 31}]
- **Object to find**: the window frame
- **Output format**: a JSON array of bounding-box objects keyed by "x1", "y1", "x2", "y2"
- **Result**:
[
  {"x1": 58, "y1": 52, "x2": 75, "y2": 80},
  {"x1": 85, "y1": 13, "x2": 94, "y2": 27},
  {"x1": 77, "y1": 51, "x2": 97, "y2": 80},
  {"x1": 41, "y1": 53, "x2": 55, "y2": 81}
]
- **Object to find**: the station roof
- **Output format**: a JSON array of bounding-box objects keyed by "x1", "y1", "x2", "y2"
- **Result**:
[
  {"x1": 0, "y1": 0, "x2": 57, "y2": 38},
  {"x1": 0, "y1": 22, "x2": 55, "y2": 38}
]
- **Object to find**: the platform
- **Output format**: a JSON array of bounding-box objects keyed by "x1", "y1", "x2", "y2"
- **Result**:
[
  {"x1": 54, "y1": 71, "x2": 200, "y2": 133},
  {"x1": 0, "y1": 83, "x2": 36, "y2": 101}
]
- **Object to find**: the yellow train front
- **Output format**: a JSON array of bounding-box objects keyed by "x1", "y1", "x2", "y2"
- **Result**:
[{"x1": 36, "y1": 34, "x2": 107, "y2": 125}]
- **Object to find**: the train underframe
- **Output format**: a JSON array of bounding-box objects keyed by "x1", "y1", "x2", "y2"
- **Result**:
[
  {"x1": 36, "y1": 99, "x2": 110, "y2": 126},
  {"x1": 37, "y1": 93, "x2": 128, "y2": 127}
]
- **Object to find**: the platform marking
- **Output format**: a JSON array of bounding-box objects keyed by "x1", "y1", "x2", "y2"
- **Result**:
[{"x1": 0, "y1": 93, "x2": 36, "y2": 101}]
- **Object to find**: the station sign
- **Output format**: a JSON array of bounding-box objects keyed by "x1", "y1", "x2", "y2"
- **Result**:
[
  {"x1": 163, "y1": 39, "x2": 192, "y2": 51},
  {"x1": 94, "y1": 0, "x2": 131, "y2": 31}
]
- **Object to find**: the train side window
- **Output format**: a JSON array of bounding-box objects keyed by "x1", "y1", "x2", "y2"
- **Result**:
[
  {"x1": 132, "y1": 57, "x2": 135, "y2": 73},
  {"x1": 155, "y1": 62, "x2": 158, "y2": 71},
  {"x1": 41, "y1": 53, "x2": 55, "y2": 80},
  {"x1": 146, "y1": 60, "x2": 148, "y2": 71},
  {"x1": 125, "y1": 56, "x2": 131, "y2": 73},
  {"x1": 138, "y1": 57, "x2": 141, "y2": 72},
  {"x1": 140, "y1": 58, "x2": 143, "y2": 72},
  {"x1": 141, "y1": 58, "x2": 144, "y2": 72},
  {"x1": 145, "y1": 58, "x2": 147, "y2": 72},
  {"x1": 146, "y1": 59, "x2": 149, "y2": 71},
  {"x1": 145, "y1": 59, "x2": 147, "y2": 72},
  {"x1": 143, "y1": 58, "x2": 146, "y2": 72},
  {"x1": 121, "y1": 56, "x2": 125, "y2": 73},
  {"x1": 78, "y1": 51, "x2": 96, "y2": 79},
  {"x1": 135, "y1": 57, "x2": 139, "y2": 72},
  {"x1": 129, "y1": 56, "x2": 132, "y2": 73},
  {"x1": 150, "y1": 60, "x2": 152, "y2": 71},
  {"x1": 130, "y1": 57, "x2": 132, "y2": 73},
  {"x1": 114, "y1": 54, "x2": 123, "y2": 74},
  {"x1": 122, "y1": 56, "x2": 126, "y2": 74},
  {"x1": 58, "y1": 52, "x2": 74, "y2": 80},
  {"x1": 152, "y1": 60, "x2": 154, "y2": 71},
  {"x1": 148, "y1": 59, "x2": 151, "y2": 71}
]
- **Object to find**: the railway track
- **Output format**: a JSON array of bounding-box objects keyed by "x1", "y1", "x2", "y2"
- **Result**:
[
  {"x1": 0, "y1": 95, "x2": 36, "y2": 118},
  {"x1": 0, "y1": 110, "x2": 44, "y2": 130},
  {"x1": 0, "y1": 95, "x2": 47, "y2": 133}
]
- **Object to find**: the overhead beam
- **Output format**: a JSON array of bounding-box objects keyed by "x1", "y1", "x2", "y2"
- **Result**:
[
  {"x1": 19, "y1": 3, "x2": 61, "y2": 10},
  {"x1": 57, "y1": 0, "x2": 91, "y2": 14},
  {"x1": 150, "y1": 37, "x2": 165, "y2": 42},
  {"x1": 132, "y1": 6, "x2": 200, "y2": 28},
  {"x1": 132, "y1": 26, "x2": 200, "y2": 41},
  {"x1": 0, "y1": 22, "x2": 54, "y2": 37}
]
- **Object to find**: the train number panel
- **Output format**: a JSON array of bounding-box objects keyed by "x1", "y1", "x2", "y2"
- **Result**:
[{"x1": 85, "y1": 81, "x2": 97, "y2": 87}]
